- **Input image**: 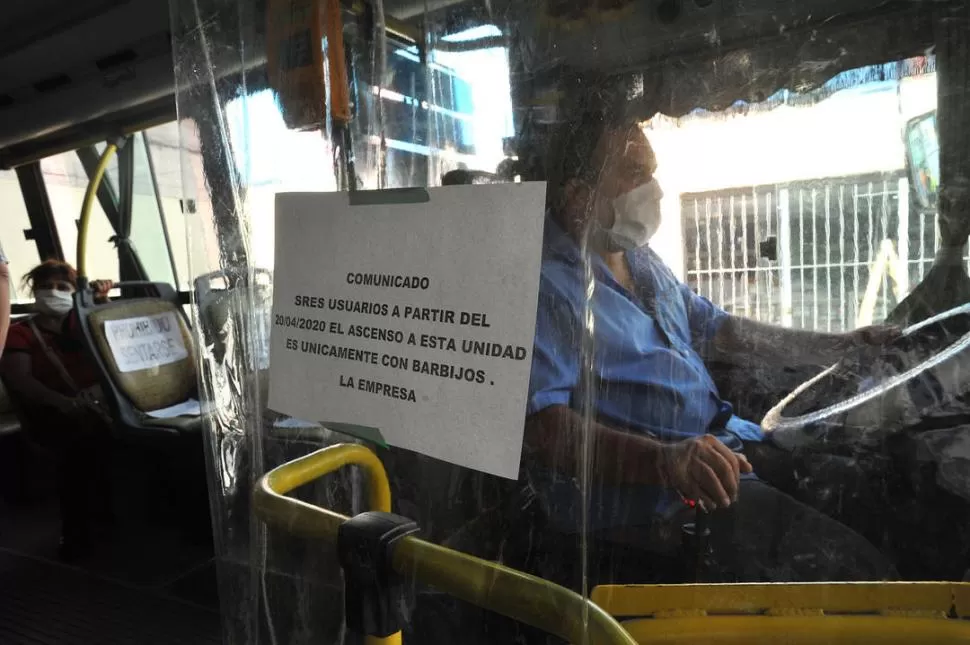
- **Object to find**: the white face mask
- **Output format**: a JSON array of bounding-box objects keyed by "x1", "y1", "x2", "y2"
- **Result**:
[
  {"x1": 603, "y1": 178, "x2": 664, "y2": 251},
  {"x1": 34, "y1": 289, "x2": 74, "y2": 316}
]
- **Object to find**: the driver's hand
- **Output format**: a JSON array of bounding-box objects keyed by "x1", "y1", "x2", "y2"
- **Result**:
[{"x1": 659, "y1": 435, "x2": 752, "y2": 510}]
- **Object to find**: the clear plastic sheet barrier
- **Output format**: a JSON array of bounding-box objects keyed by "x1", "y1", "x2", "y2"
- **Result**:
[{"x1": 168, "y1": 0, "x2": 970, "y2": 643}]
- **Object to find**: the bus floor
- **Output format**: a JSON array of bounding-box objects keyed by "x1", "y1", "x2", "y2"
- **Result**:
[{"x1": 0, "y1": 443, "x2": 221, "y2": 644}]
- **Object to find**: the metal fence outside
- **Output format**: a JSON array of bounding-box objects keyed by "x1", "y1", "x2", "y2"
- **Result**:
[{"x1": 682, "y1": 172, "x2": 943, "y2": 332}]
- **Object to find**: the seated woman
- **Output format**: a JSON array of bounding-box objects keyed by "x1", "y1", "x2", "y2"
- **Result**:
[{"x1": 0, "y1": 260, "x2": 112, "y2": 560}]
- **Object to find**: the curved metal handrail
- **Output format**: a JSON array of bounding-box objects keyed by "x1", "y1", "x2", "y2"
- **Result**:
[{"x1": 253, "y1": 444, "x2": 637, "y2": 645}]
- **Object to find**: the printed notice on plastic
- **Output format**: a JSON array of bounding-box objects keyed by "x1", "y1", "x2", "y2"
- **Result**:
[
  {"x1": 104, "y1": 312, "x2": 189, "y2": 373},
  {"x1": 269, "y1": 184, "x2": 546, "y2": 479}
]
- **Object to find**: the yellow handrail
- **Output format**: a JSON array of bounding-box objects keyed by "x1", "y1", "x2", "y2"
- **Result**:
[
  {"x1": 253, "y1": 444, "x2": 638, "y2": 645},
  {"x1": 263, "y1": 443, "x2": 391, "y2": 513},
  {"x1": 76, "y1": 142, "x2": 118, "y2": 279}
]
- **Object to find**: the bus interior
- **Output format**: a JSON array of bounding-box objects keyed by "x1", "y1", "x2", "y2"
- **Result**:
[{"x1": 0, "y1": 0, "x2": 969, "y2": 644}]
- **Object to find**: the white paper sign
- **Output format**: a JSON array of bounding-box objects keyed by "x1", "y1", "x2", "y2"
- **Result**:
[
  {"x1": 269, "y1": 184, "x2": 546, "y2": 479},
  {"x1": 104, "y1": 311, "x2": 189, "y2": 373}
]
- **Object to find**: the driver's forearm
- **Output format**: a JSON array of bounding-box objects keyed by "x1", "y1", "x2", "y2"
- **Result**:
[
  {"x1": 712, "y1": 315, "x2": 847, "y2": 369},
  {"x1": 525, "y1": 405, "x2": 667, "y2": 486}
]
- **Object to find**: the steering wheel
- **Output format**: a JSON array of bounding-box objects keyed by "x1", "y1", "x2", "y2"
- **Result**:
[{"x1": 762, "y1": 302, "x2": 970, "y2": 451}]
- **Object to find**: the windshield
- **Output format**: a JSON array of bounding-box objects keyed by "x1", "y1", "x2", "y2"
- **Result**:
[{"x1": 656, "y1": 59, "x2": 938, "y2": 331}]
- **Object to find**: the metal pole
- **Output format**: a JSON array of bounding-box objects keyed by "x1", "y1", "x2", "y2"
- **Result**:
[
  {"x1": 838, "y1": 184, "x2": 847, "y2": 331},
  {"x1": 729, "y1": 194, "x2": 737, "y2": 311},
  {"x1": 694, "y1": 199, "x2": 703, "y2": 299},
  {"x1": 143, "y1": 132, "x2": 182, "y2": 287},
  {"x1": 15, "y1": 163, "x2": 64, "y2": 261},
  {"x1": 798, "y1": 189, "x2": 805, "y2": 327},
  {"x1": 897, "y1": 177, "x2": 911, "y2": 296},
  {"x1": 824, "y1": 185, "x2": 832, "y2": 331},
  {"x1": 740, "y1": 194, "x2": 750, "y2": 317},
  {"x1": 811, "y1": 187, "x2": 818, "y2": 329},
  {"x1": 767, "y1": 190, "x2": 774, "y2": 323},
  {"x1": 717, "y1": 197, "x2": 725, "y2": 306},
  {"x1": 779, "y1": 188, "x2": 794, "y2": 327},
  {"x1": 752, "y1": 188, "x2": 761, "y2": 320}
]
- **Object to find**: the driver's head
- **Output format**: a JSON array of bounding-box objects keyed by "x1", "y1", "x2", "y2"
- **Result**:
[{"x1": 547, "y1": 109, "x2": 661, "y2": 252}]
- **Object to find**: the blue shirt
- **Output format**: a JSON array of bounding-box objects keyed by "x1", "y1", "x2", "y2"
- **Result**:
[
  {"x1": 528, "y1": 219, "x2": 763, "y2": 446},
  {"x1": 527, "y1": 220, "x2": 763, "y2": 530}
]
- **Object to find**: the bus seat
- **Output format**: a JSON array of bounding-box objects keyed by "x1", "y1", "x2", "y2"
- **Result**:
[
  {"x1": 0, "y1": 378, "x2": 26, "y2": 504},
  {"x1": 75, "y1": 282, "x2": 211, "y2": 538},
  {"x1": 0, "y1": 379, "x2": 22, "y2": 438},
  {"x1": 75, "y1": 282, "x2": 200, "y2": 441},
  {"x1": 194, "y1": 270, "x2": 272, "y2": 405},
  {"x1": 590, "y1": 582, "x2": 970, "y2": 644},
  {"x1": 194, "y1": 272, "x2": 232, "y2": 364}
]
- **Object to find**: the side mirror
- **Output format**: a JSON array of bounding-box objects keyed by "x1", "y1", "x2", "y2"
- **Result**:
[{"x1": 904, "y1": 111, "x2": 940, "y2": 212}]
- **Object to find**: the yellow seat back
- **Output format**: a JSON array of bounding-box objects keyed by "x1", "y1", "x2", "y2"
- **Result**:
[
  {"x1": 592, "y1": 582, "x2": 970, "y2": 644},
  {"x1": 88, "y1": 299, "x2": 196, "y2": 412}
]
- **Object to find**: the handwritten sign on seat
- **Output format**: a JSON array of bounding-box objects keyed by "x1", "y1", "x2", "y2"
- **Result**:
[{"x1": 104, "y1": 311, "x2": 189, "y2": 373}]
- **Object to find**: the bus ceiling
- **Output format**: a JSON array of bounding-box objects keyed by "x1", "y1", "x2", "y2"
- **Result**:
[
  {"x1": 0, "y1": 0, "x2": 173, "y2": 167},
  {"x1": 0, "y1": 0, "x2": 961, "y2": 165}
]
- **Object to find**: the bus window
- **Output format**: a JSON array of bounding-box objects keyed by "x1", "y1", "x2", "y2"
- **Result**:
[
  {"x1": 224, "y1": 89, "x2": 337, "y2": 270},
  {"x1": 40, "y1": 151, "x2": 119, "y2": 281},
  {"x1": 431, "y1": 25, "x2": 514, "y2": 177},
  {"x1": 131, "y1": 132, "x2": 177, "y2": 286},
  {"x1": 144, "y1": 122, "x2": 192, "y2": 290},
  {"x1": 0, "y1": 170, "x2": 41, "y2": 303}
]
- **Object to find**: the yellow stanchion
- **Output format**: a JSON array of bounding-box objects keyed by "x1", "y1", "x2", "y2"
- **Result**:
[{"x1": 76, "y1": 142, "x2": 118, "y2": 279}]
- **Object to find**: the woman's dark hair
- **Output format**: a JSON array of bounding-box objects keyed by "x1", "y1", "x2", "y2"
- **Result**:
[{"x1": 23, "y1": 259, "x2": 78, "y2": 293}]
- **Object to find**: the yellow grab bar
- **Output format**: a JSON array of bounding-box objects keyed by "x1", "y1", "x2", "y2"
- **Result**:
[
  {"x1": 253, "y1": 444, "x2": 638, "y2": 645},
  {"x1": 263, "y1": 443, "x2": 391, "y2": 513},
  {"x1": 77, "y1": 142, "x2": 118, "y2": 279}
]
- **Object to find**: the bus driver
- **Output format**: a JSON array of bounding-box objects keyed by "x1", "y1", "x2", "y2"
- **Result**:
[{"x1": 524, "y1": 107, "x2": 901, "y2": 582}]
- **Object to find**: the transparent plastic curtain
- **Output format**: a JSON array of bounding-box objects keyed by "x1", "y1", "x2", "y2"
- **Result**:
[
  {"x1": 167, "y1": 1, "x2": 575, "y2": 644},
  {"x1": 168, "y1": 0, "x2": 970, "y2": 643},
  {"x1": 169, "y1": 1, "x2": 350, "y2": 642}
]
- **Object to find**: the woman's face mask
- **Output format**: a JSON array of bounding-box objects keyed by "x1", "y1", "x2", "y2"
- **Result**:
[
  {"x1": 601, "y1": 178, "x2": 665, "y2": 251},
  {"x1": 34, "y1": 288, "x2": 75, "y2": 316}
]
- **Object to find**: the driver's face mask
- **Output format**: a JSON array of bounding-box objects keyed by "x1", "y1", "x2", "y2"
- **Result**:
[
  {"x1": 34, "y1": 288, "x2": 74, "y2": 317},
  {"x1": 599, "y1": 178, "x2": 664, "y2": 251}
]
